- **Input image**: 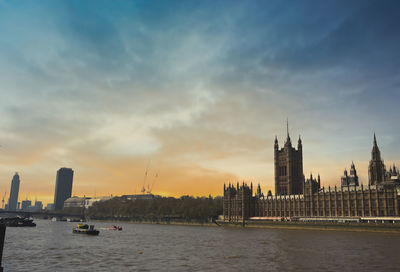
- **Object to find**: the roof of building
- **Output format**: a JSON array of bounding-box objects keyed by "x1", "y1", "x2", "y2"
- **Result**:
[{"x1": 64, "y1": 196, "x2": 88, "y2": 203}]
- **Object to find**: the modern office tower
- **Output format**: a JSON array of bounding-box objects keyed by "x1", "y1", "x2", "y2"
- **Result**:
[
  {"x1": 53, "y1": 167, "x2": 74, "y2": 210},
  {"x1": 7, "y1": 173, "x2": 20, "y2": 211},
  {"x1": 34, "y1": 201, "x2": 43, "y2": 211},
  {"x1": 21, "y1": 200, "x2": 32, "y2": 211}
]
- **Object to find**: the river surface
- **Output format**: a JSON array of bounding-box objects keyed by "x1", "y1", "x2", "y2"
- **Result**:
[{"x1": 3, "y1": 219, "x2": 400, "y2": 271}]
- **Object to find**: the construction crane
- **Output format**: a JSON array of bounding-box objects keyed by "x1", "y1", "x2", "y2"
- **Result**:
[
  {"x1": 147, "y1": 172, "x2": 158, "y2": 194},
  {"x1": 141, "y1": 161, "x2": 151, "y2": 194},
  {"x1": 1, "y1": 191, "x2": 6, "y2": 209}
]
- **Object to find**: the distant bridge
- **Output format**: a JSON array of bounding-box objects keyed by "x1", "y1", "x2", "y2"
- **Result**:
[{"x1": 0, "y1": 210, "x2": 85, "y2": 219}]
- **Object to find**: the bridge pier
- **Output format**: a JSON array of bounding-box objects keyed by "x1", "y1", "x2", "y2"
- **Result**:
[{"x1": 0, "y1": 223, "x2": 5, "y2": 272}]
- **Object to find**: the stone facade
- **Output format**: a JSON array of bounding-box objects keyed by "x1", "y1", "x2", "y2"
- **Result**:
[
  {"x1": 223, "y1": 133, "x2": 400, "y2": 221},
  {"x1": 341, "y1": 162, "x2": 359, "y2": 187},
  {"x1": 223, "y1": 183, "x2": 256, "y2": 221},
  {"x1": 369, "y1": 134, "x2": 386, "y2": 186},
  {"x1": 274, "y1": 128, "x2": 303, "y2": 195}
]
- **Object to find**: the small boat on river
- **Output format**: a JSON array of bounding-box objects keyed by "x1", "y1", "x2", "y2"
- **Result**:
[
  {"x1": 0, "y1": 217, "x2": 36, "y2": 227},
  {"x1": 73, "y1": 224, "x2": 99, "y2": 235},
  {"x1": 52, "y1": 217, "x2": 67, "y2": 222},
  {"x1": 109, "y1": 225, "x2": 122, "y2": 231}
]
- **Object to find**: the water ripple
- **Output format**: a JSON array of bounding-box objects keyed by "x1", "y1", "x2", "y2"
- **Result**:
[{"x1": 3, "y1": 220, "x2": 400, "y2": 271}]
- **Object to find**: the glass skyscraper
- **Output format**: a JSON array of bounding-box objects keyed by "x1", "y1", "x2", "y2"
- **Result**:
[{"x1": 7, "y1": 173, "x2": 20, "y2": 211}]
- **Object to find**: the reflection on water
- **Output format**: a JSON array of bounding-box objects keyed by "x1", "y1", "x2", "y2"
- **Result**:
[{"x1": 3, "y1": 220, "x2": 400, "y2": 271}]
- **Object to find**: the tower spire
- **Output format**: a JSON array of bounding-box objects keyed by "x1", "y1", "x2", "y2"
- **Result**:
[
  {"x1": 369, "y1": 132, "x2": 384, "y2": 185},
  {"x1": 371, "y1": 133, "x2": 381, "y2": 161},
  {"x1": 284, "y1": 118, "x2": 291, "y2": 146},
  {"x1": 274, "y1": 135, "x2": 279, "y2": 150},
  {"x1": 287, "y1": 118, "x2": 289, "y2": 138}
]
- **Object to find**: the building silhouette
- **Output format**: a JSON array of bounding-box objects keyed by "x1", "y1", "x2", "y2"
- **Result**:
[
  {"x1": 33, "y1": 201, "x2": 43, "y2": 211},
  {"x1": 274, "y1": 122, "x2": 304, "y2": 195},
  {"x1": 21, "y1": 200, "x2": 31, "y2": 211},
  {"x1": 7, "y1": 173, "x2": 20, "y2": 211},
  {"x1": 224, "y1": 132, "x2": 400, "y2": 221},
  {"x1": 368, "y1": 134, "x2": 386, "y2": 186},
  {"x1": 53, "y1": 167, "x2": 74, "y2": 210},
  {"x1": 341, "y1": 162, "x2": 359, "y2": 187}
]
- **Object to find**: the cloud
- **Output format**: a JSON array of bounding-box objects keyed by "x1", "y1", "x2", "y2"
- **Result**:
[{"x1": 1, "y1": 0, "x2": 400, "y2": 203}]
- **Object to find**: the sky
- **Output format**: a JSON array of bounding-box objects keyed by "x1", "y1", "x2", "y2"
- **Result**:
[{"x1": 1, "y1": 0, "x2": 400, "y2": 204}]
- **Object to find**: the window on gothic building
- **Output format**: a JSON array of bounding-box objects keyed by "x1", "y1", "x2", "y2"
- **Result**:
[{"x1": 279, "y1": 166, "x2": 288, "y2": 176}]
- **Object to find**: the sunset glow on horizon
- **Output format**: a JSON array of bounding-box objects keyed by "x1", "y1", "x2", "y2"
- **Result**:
[{"x1": 1, "y1": 1, "x2": 400, "y2": 205}]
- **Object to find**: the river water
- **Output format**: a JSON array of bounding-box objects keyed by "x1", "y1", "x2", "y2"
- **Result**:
[{"x1": 3, "y1": 219, "x2": 400, "y2": 271}]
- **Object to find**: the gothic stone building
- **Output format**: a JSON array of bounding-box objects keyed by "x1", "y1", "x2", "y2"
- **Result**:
[
  {"x1": 223, "y1": 133, "x2": 400, "y2": 221},
  {"x1": 274, "y1": 132, "x2": 303, "y2": 195}
]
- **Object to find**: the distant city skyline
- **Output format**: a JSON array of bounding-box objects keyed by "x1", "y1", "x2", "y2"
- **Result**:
[{"x1": 1, "y1": 1, "x2": 400, "y2": 204}]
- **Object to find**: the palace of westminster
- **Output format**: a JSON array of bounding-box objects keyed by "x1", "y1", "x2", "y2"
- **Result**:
[{"x1": 223, "y1": 128, "x2": 400, "y2": 221}]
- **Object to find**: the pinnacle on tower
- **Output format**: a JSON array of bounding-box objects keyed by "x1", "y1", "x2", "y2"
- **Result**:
[
  {"x1": 371, "y1": 133, "x2": 381, "y2": 161},
  {"x1": 287, "y1": 118, "x2": 289, "y2": 136},
  {"x1": 286, "y1": 118, "x2": 290, "y2": 140},
  {"x1": 298, "y1": 135, "x2": 302, "y2": 149},
  {"x1": 285, "y1": 119, "x2": 292, "y2": 146}
]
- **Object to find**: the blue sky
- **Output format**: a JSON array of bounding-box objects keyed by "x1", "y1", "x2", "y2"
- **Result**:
[{"x1": 0, "y1": 0, "x2": 400, "y2": 202}]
